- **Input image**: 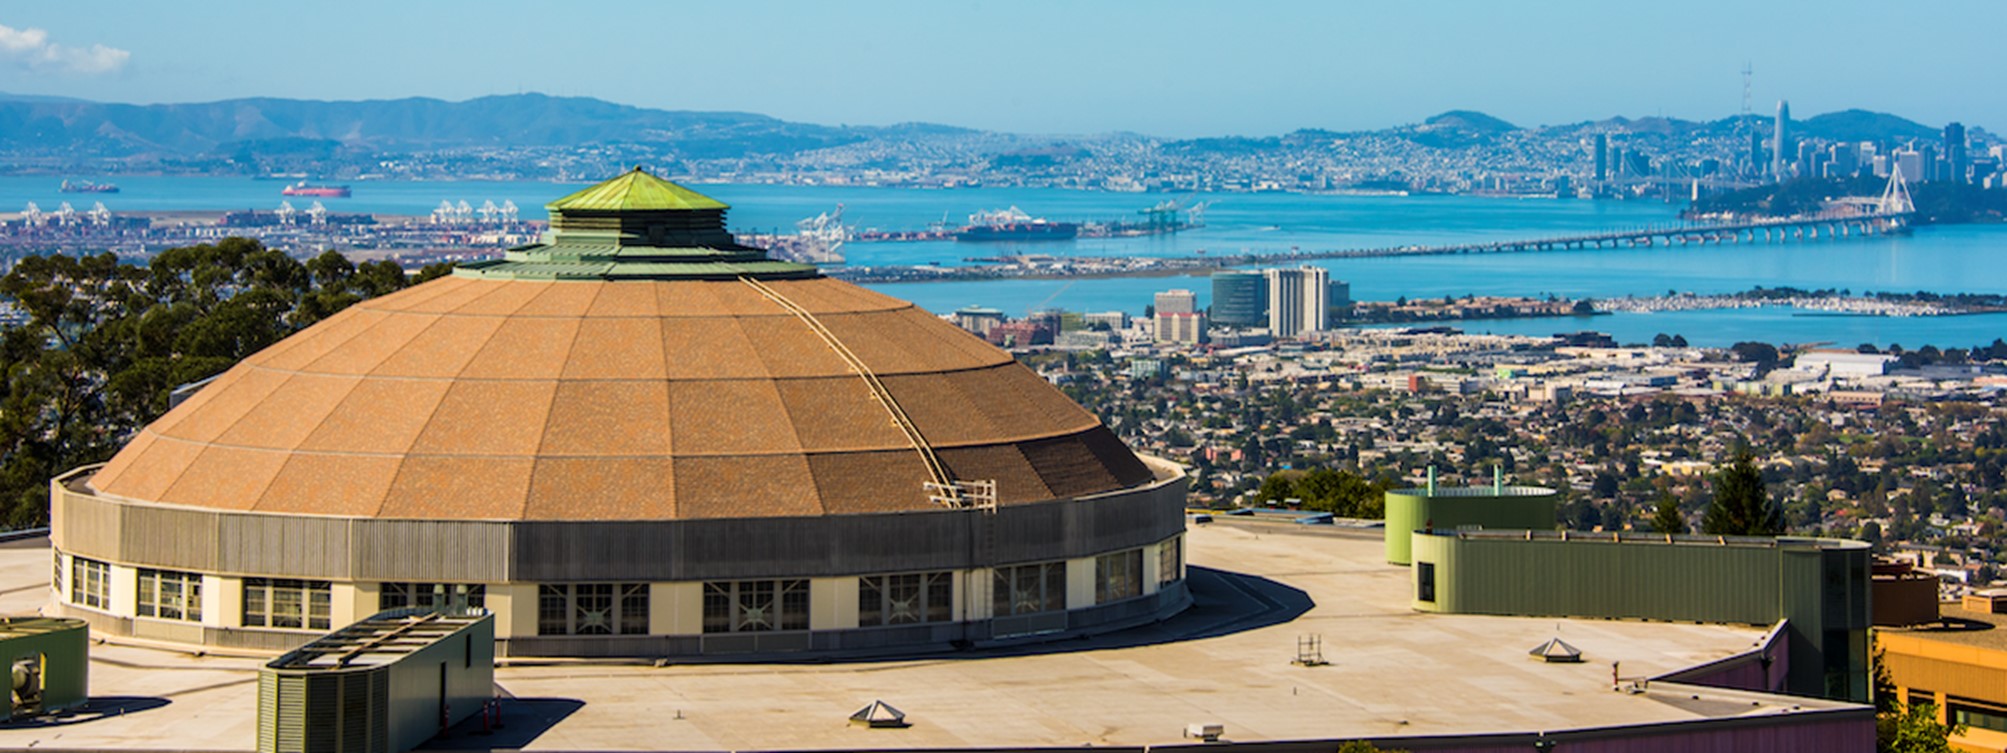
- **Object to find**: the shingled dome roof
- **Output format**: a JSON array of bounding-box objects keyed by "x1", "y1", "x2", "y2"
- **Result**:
[{"x1": 86, "y1": 171, "x2": 1153, "y2": 521}]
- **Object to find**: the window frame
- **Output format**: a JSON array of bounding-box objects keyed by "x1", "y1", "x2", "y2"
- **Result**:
[
  {"x1": 857, "y1": 571, "x2": 955, "y2": 627},
  {"x1": 379, "y1": 582, "x2": 486, "y2": 613},
  {"x1": 137, "y1": 568, "x2": 203, "y2": 622},
  {"x1": 1095, "y1": 549, "x2": 1144, "y2": 604},
  {"x1": 1158, "y1": 536, "x2": 1183, "y2": 586},
  {"x1": 69, "y1": 557, "x2": 109, "y2": 610},
  {"x1": 700, "y1": 579, "x2": 810, "y2": 634},
  {"x1": 242, "y1": 578, "x2": 332, "y2": 630},
  {"x1": 535, "y1": 583, "x2": 649, "y2": 636},
  {"x1": 992, "y1": 561, "x2": 1067, "y2": 616}
]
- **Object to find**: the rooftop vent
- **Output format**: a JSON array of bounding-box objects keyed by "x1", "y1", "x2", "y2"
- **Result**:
[
  {"x1": 1529, "y1": 637, "x2": 1584, "y2": 663},
  {"x1": 850, "y1": 700, "x2": 909, "y2": 728}
]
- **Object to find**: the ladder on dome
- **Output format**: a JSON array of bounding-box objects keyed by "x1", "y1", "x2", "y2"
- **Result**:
[{"x1": 733, "y1": 274, "x2": 964, "y2": 506}]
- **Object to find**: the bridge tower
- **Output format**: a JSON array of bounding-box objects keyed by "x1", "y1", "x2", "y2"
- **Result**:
[{"x1": 1877, "y1": 166, "x2": 1915, "y2": 215}]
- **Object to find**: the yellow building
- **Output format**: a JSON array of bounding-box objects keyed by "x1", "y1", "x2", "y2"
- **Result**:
[{"x1": 1877, "y1": 601, "x2": 2007, "y2": 752}]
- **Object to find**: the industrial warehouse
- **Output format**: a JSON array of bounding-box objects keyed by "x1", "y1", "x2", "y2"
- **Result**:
[{"x1": 5, "y1": 172, "x2": 1889, "y2": 753}]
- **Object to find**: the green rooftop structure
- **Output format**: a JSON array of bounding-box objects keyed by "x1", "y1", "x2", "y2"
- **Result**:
[
  {"x1": 1382, "y1": 467, "x2": 1558, "y2": 565},
  {"x1": 258, "y1": 609, "x2": 494, "y2": 753},
  {"x1": 456, "y1": 167, "x2": 817, "y2": 281},
  {"x1": 3, "y1": 617, "x2": 89, "y2": 719},
  {"x1": 1410, "y1": 530, "x2": 1872, "y2": 701}
]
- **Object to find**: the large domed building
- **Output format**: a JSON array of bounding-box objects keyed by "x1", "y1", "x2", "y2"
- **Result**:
[{"x1": 49, "y1": 170, "x2": 1188, "y2": 657}]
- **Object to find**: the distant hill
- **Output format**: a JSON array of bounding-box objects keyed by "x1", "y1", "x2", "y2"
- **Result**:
[
  {"x1": 0, "y1": 93, "x2": 954, "y2": 159},
  {"x1": 1423, "y1": 110, "x2": 1518, "y2": 134},
  {"x1": 1794, "y1": 109, "x2": 1938, "y2": 143},
  {"x1": 0, "y1": 91, "x2": 95, "y2": 104}
]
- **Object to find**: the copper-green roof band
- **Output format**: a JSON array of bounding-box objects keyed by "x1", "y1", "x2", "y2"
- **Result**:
[{"x1": 546, "y1": 167, "x2": 729, "y2": 212}]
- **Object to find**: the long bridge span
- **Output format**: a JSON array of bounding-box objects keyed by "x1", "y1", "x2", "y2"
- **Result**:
[{"x1": 1265, "y1": 211, "x2": 1913, "y2": 262}]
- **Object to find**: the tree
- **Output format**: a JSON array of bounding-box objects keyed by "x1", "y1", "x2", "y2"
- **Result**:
[
  {"x1": 1730, "y1": 341, "x2": 1782, "y2": 374},
  {"x1": 1881, "y1": 702, "x2": 1960, "y2": 753},
  {"x1": 0, "y1": 242, "x2": 433, "y2": 528},
  {"x1": 1702, "y1": 450, "x2": 1783, "y2": 536},
  {"x1": 1649, "y1": 492, "x2": 1685, "y2": 534}
]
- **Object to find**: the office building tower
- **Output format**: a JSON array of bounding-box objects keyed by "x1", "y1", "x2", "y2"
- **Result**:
[
  {"x1": 1946, "y1": 122, "x2": 1968, "y2": 184},
  {"x1": 1153, "y1": 289, "x2": 1196, "y2": 316},
  {"x1": 1153, "y1": 310, "x2": 1206, "y2": 345},
  {"x1": 1327, "y1": 279, "x2": 1352, "y2": 322},
  {"x1": 1593, "y1": 134, "x2": 1607, "y2": 182},
  {"x1": 1772, "y1": 101, "x2": 1790, "y2": 180},
  {"x1": 1749, "y1": 129, "x2": 1765, "y2": 177},
  {"x1": 1209, "y1": 271, "x2": 1268, "y2": 327},
  {"x1": 1264, "y1": 266, "x2": 1328, "y2": 339}
]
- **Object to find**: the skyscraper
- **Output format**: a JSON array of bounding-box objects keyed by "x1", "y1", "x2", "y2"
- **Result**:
[
  {"x1": 1772, "y1": 101, "x2": 1790, "y2": 180},
  {"x1": 1153, "y1": 288, "x2": 1196, "y2": 315},
  {"x1": 1593, "y1": 133, "x2": 1608, "y2": 182},
  {"x1": 1327, "y1": 279, "x2": 1352, "y2": 322},
  {"x1": 1152, "y1": 288, "x2": 1204, "y2": 344},
  {"x1": 1945, "y1": 122, "x2": 1968, "y2": 185},
  {"x1": 1264, "y1": 266, "x2": 1328, "y2": 339},
  {"x1": 1209, "y1": 270, "x2": 1268, "y2": 327}
]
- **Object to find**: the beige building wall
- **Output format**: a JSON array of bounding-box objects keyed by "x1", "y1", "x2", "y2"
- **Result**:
[
  {"x1": 1066, "y1": 557, "x2": 1095, "y2": 610},
  {"x1": 106, "y1": 561, "x2": 137, "y2": 619},
  {"x1": 328, "y1": 583, "x2": 359, "y2": 627},
  {"x1": 200, "y1": 574, "x2": 228, "y2": 628},
  {"x1": 652, "y1": 582, "x2": 703, "y2": 635},
  {"x1": 959, "y1": 569, "x2": 989, "y2": 621},
  {"x1": 486, "y1": 584, "x2": 538, "y2": 639}
]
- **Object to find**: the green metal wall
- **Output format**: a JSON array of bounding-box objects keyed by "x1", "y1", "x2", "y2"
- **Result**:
[
  {"x1": 1382, "y1": 488, "x2": 1557, "y2": 564},
  {"x1": 1409, "y1": 532, "x2": 1871, "y2": 701},
  {"x1": 258, "y1": 614, "x2": 494, "y2": 753},
  {"x1": 1, "y1": 618, "x2": 88, "y2": 716}
]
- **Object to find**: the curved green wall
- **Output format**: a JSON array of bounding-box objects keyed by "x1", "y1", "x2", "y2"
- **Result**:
[{"x1": 1382, "y1": 487, "x2": 1558, "y2": 564}]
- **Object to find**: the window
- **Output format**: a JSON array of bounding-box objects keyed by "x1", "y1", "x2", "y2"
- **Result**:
[
  {"x1": 380, "y1": 583, "x2": 485, "y2": 612},
  {"x1": 1096, "y1": 549, "x2": 1143, "y2": 604},
  {"x1": 138, "y1": 569, "x2": 202, "y2": 622},
  {"x1": 859, "y1": 572, "x2": 953, "y2": 626},
  {"x1": 51, "y1": 552, "x2": 63, "y2": 601},
  {"x1": 1158, "y1": 536, "x2": 1183, "y2": 586},
  {"x1": 536, "y1": 584, "x2": 648, "y2": 636},
  {"x1": 1416, "y1": 562, "x2": 1437, "y2": 603},
  {"x1": 69, "y1": 557, "x2": 109, "y2": 609},
  {"x1": 701, "y1": 579, "x2": 809, "y2": 633},
  {"x1": 243, "y1": 578, "x2": 331, "y2": 630},
  {"x1": 993, "y1": 562, "x2": 1066, "y2": 616},
  {"x1": 1950, "y1": 698, "x2": 2007, "y2": 733}
]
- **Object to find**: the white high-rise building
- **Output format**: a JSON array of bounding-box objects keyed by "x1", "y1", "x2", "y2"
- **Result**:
[
  {"x1": 1154, "y1": 289, "x2": 1197, "y2": 315},
  {"x1": 1264, "y1": 266, "x2": 1328, "y2": 338}
]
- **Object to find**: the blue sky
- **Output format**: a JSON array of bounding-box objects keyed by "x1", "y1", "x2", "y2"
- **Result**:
[{"x1": 1, "y1": 0, "x2": 2000, "y2": 138}]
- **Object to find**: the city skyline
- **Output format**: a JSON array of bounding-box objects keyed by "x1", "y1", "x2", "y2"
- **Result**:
[{"x1": 2, "y1": 0, "x2": 2002, "y2": 138}]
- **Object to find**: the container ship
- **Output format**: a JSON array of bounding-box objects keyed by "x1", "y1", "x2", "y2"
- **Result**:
[
  {"x1": 954, "y1": 207, "x2": 1077, "y2": 242},
  {"x1": 59, "y1": 180, "x2": 119, "y2": 194},
  {"x1": 281, "y1": 182, "x2": 352, "y2": 198}
]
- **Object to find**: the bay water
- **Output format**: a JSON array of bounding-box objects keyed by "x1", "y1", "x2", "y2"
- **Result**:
[{"x1": 4, "y1": 175, "x2": 2003, "y2": 348}]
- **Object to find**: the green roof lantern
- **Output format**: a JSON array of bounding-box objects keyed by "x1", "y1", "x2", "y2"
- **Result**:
[
  {"x1": 455, "y1": 168, "x2": 817, "y2": 281},
  {"x1": 546, "y1": 166, "x2": 730, "y2": 212}
]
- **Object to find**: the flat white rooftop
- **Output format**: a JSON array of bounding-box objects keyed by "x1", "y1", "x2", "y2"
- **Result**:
[{"x1": 0, "y1": 525, "x2": 1843, "y2": 751}]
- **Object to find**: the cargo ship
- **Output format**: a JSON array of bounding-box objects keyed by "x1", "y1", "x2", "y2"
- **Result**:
[
  {"x1": 281, "y1": 182, "x2": 351, "y2": 198},
  {"x1": 954, "y1": 207, "x2": 1077, "y2": 242},
  {"x1": 59, "y1": 180, "x2": 119, "y2": 194}
]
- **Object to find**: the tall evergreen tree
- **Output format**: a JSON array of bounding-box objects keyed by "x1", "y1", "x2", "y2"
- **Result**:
[
  {"x1": 1649, "y1": 492, "x2": 1685, "y2": 534},
  {"x1": 1702, "y1": 450, "x2": 1783, "y2": 536}
]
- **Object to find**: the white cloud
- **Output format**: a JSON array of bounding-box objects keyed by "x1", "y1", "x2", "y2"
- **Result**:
[{"x1": 0, "y1": 22, "x2": 128, "y2": 75}]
